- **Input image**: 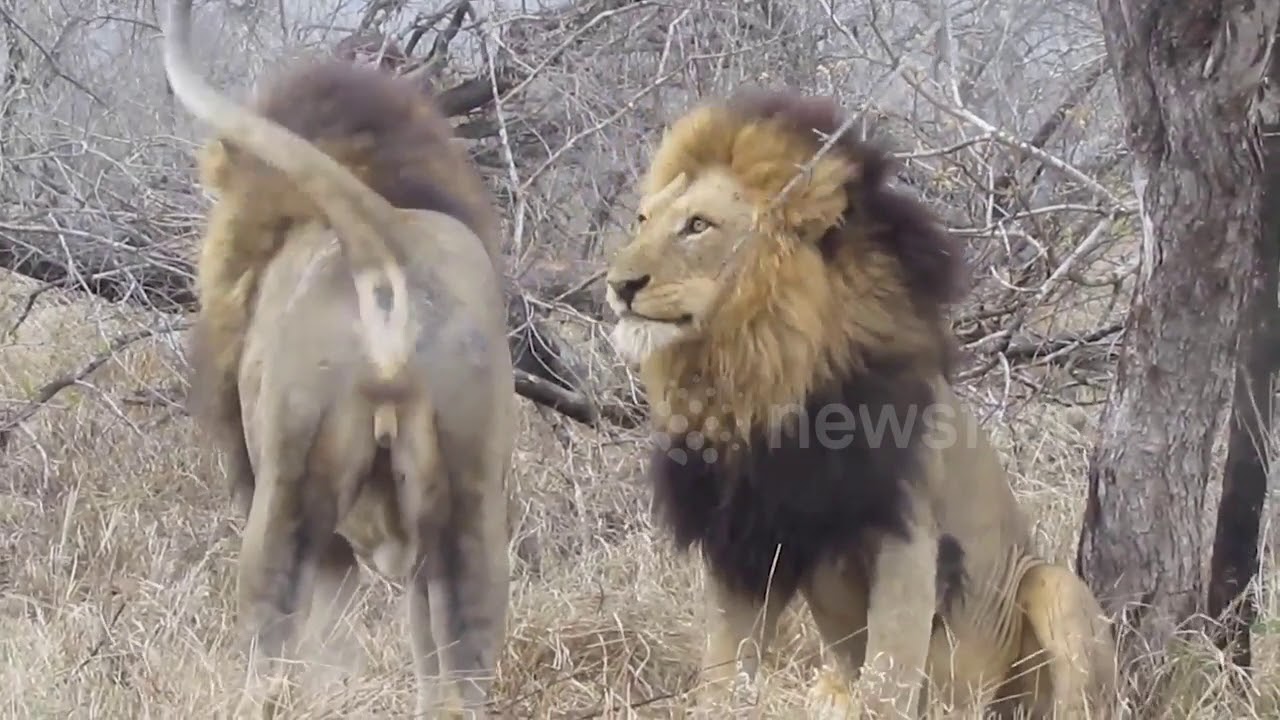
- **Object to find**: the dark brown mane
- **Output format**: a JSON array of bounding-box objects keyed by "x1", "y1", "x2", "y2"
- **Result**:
[
  {"x1": 232, "y1": 58, "x2": 501, "y2": 258},
  {"x1": 723, "y1": 87, "x2": 968, "y2": 311}
]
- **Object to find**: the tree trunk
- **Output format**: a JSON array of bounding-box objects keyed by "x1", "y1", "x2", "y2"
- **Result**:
[
  {"x1": 1075, "y1": 0, "x2": 1279, "y2": 672},
  {"x1": 1206, "y1": 75, "x2": 1280, "y2": 670}
]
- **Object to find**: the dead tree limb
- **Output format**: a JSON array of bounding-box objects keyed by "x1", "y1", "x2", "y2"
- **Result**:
[
  {"x1": 1206, "y1": 74, "x2": 1280, "y2": 670},
  {"x1": 0, "y1": 220, "x2": 197, "y2": 311},
  {"x1": 0, "y1": 322, "x2": 189, "y2": 452}
]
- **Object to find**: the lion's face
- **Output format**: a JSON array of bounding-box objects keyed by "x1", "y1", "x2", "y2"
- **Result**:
[{"x1": 605, "y1": 168, "x2": 759, "y2": 366}]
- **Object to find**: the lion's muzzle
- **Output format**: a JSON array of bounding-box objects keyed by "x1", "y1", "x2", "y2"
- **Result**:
[{"x1": 608, "y1": 274, "x2": 651, "y2": 310}]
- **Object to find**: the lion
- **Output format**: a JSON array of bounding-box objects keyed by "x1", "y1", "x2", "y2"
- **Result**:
[
  {"x1": 161, "y1": 0, "x2": 515, "y2": 716},
  {"x1": 603, "y1": 88, "x2": 1118, "y2": 718}
]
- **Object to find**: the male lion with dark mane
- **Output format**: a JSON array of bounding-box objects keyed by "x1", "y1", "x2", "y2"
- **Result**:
[
  {"x1": 604, "y1": 89, "x2": 1118, "y2": 718},
  {"x1": 161, "y1": 0, "x2": 515, "y2": 716}
]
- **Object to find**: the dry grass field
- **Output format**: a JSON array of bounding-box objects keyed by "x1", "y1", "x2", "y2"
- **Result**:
[
  {"x1": 2, "y1": 0, "x2": 1277, "y2": 715},
  {"x1": 1, "y1": 263, "x2": 1277, "y2": 720}
]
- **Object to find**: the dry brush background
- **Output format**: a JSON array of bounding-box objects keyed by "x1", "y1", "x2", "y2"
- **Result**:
[{"x1": 0, "y1": 0, "x2": 1277, "y2": 717}]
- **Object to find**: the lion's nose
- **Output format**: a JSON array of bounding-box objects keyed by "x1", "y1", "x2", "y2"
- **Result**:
[{"x1": 609, "y1": 275, "x2": 651, "y2": 307}]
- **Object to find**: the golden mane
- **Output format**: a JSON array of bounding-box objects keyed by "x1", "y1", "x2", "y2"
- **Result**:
[
  {"x1": 195, "y1": 59, "x2": 503, "y2": 267},
  {"x1": 637, "y1": 88, "x2": 967, "y2": 437}
]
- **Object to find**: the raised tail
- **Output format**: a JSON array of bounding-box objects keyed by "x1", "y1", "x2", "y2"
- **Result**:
[{"x1": 162, "y1": 0, "x2": 412, "y2": 446}]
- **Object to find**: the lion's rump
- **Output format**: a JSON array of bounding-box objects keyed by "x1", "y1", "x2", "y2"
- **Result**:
[{"x1": 648, "y1": 356, "x2": 937, "y2": 599}]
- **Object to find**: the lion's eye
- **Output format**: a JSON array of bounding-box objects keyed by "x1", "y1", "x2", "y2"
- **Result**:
[
  {"x1": 684, "y1": 215, "x2": 712, "y2": 234},
  {"x1": 636, "y1": 213, "x2": 648, "y2": 224}
]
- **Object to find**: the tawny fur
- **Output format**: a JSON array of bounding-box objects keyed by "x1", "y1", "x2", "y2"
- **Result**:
[
  {"x1": 605, "y1": 88, "x2": 1118, "y2": 718},
  {"x1": 163, "y1": 1, "x2": 515, "y2": 717},
  {"x1": 178, "y1": 19, "x2": 503, "y2": 509}
]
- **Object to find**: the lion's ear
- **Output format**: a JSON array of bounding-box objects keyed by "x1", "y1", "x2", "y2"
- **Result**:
[
  {"x1": 197, "y1": 138, "x2": 235, "y2": 194},
  {"x1": 781, "y1": 155, "x2": 857, "y2": 242},
  {"x1": 644, "y1": 171, "x2": 691, "y2": 208}
]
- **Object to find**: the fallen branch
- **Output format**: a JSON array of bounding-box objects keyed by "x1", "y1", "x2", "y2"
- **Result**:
[
  {"x1": 0, "y1": 220, "x2": 197, "y2": 312},
  {"x1": 513, "y1": 369, "x2": 601, "y2": 426},
  {"x1": 1003, "y1": 322, "x2": 1124, "y2": 361},
  {"x1": 958, "y1": 321, "x2": 1124, "y2": 382},
  {"x1": 0, "y1": 323, "x2": 188, "y2": 452},
  {"x1": 431, "y1": 69, "x2": 521, "y2": 117}
]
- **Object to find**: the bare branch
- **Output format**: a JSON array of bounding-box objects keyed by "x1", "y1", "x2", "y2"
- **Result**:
[{"x1": 0, "y1": 322, "x2": 188, "y2": 452}]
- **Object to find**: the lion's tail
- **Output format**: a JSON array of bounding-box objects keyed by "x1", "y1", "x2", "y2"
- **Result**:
[
  {"x1": 1016, "y1": 561, "x2": 1119, "y2": 711},
  {"x1": 162, "y1": 0, "x2": 412, "y2": 447}
]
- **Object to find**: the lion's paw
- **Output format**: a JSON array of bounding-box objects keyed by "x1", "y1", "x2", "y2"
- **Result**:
[
  {"x1": 370, "y1": 539, "x2": 411, "y2": 577},
  {"x1": 806, "y1": 665, "x2": 858, "y2": 720}
]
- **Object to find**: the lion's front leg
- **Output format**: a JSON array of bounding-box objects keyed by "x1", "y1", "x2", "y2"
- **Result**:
[
  {"x1": 801, "y1": 555, "x2": 870, "y2": 720},
  {"x1": 696, "y1": 566, "x2": 792, "y2": 712},
  {"x1": 858, "y1": 527, "x2": 938, "y2": 719}
]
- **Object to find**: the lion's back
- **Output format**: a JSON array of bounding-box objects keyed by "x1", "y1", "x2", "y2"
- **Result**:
[{"x1": 203, "y1": 58, "x2": 503, "y2": 269}]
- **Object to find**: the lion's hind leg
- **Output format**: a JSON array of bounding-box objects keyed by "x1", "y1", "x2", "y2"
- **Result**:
[
  {"x1": 233, "y1": 399, "x2": 370, "y2": 718},
  {"x1": 1003, "y1": 563, "x2": 1119, "y2": 719},
  {"x1": 234, "y1": 444, "x2": 325, "y2": 717},
  {"x1": 393, "y1": 397, "x2": 508, "y2": 718},
  {"x1": 293, "y1": 532, "x2": 363, "y2": 695}
]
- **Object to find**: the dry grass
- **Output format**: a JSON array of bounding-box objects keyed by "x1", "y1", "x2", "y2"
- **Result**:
[{"x1": 1, "y1": 270, "x2": 1278, "y2": 719}]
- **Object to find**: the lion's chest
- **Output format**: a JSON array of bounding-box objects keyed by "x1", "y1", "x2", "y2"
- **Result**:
[{"x1": 647, "y1": 371, "x2": 935, "y2": 600}]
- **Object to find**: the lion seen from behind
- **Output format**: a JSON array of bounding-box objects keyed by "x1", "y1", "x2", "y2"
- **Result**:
[
  {"x1": 604, "y1": 89, "x2": 1118, "y2": 718},
  {"x1": 161, "y1": 0, "x2": 515, "y2": 716}
]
